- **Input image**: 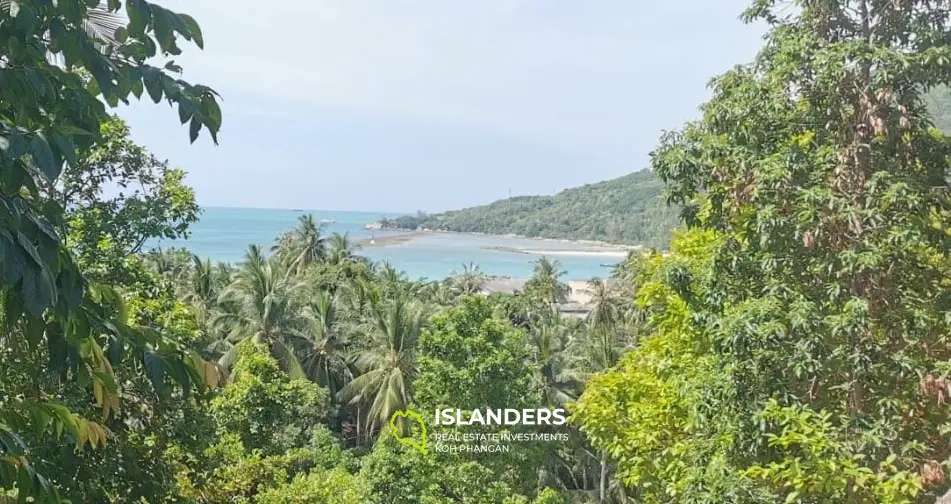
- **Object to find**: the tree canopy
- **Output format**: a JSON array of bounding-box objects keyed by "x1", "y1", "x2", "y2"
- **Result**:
[{"x1": 575, "y1": 0, "x2": 951, "y2": 502}]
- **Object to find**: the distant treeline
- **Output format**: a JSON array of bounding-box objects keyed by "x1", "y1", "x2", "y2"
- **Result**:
[{"x1": 380, "y1": 169, "x2": 680, "y2": 248}]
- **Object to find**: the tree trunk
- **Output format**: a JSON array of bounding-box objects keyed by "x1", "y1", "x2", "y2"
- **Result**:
[{"x1": 599, "y1": 450, "x2": 608, "y2": 502}]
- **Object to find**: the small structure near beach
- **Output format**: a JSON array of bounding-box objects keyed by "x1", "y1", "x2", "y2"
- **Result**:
[{"x1": 481, "y1": 278, "x2": 595, "y2": 318}]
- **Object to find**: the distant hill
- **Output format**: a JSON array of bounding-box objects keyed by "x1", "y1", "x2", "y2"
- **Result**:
[
  {"x1": 381, "y1": 169, "x2": 680, "y2": 248},
  {"x1": 377, "y1": 89, "x2": 951, "y2": 249}
]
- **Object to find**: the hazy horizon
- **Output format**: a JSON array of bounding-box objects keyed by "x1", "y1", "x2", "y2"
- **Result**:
[{"x1": 197, "y1": 166, "x2": 655, "y2": 215}]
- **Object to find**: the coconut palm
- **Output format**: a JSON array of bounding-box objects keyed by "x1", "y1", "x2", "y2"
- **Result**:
[
  {"x1": 525, "y1": 256, "x2": 571, "y2": 305},
  {"x1": 450, "y1": 262, "x2": 486, "y2": 295},
  {"x1": 421, "y1": 278, "x2": 457, "y2": 306},
  {"x1": 327, "y1": 232, "x2": 361, "y2": 265},
  {"x1": 338, "y1": 297, "x2": 426, "y2": 440},
  {"x1": 182, "y1": 254, "x2": 223, "y2": 352},
  {"x1": 341, "y1": 276, "x2": 378, "y2": 319},
  {"x1": 586, "y1": 278, "x2": 622, "y2": 330},
  {"x1": 185, "y1": 254, "x2": 215, "y2": 308},
  {"x1": 144, "y1": 248, "x2": 191, "y2": 280},
  {"x1": 528, "y1": 321, "x2": 578, "y2": 407},
  {"x1": 212, "y1": 245, "x2": 306, "y2": 378},
  {"x1": 293, "y1": 291, "x2": 352, "y2": 399},
  {"x1": 376, "y1": 261, "x2": 406, "y2": 286},
  {"x1": 374, "y1": 261, "x2": 418, "y2": 299},
  {"x1": 569, "y1": 327, "x2": 629, "y2": 382},
  {"x1": 273, "y1": 214, "x2": 327, "y2": 273}
]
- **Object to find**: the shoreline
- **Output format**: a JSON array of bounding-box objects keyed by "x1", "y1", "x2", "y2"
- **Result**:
[
  {"x1": 355, "y1": 231, "x2": 429, "y2": 247},
  {"x1": 480, "y1": 245, "x2": 630, "y2": 258},
  {"x1": 359, "y1": 228, "x2": 637, "y2": 255}
]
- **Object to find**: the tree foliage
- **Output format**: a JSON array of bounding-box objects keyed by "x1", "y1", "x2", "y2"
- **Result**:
[
  {"x1": 576, "y1": 0, "x2": 951, "y2": 502},
  {"x1": 0, "y1": 0, "x2": 222, "y2": 499},
  {"x1": 49, "y1": 116, "x2": 200, "y2": 284},
  {"x1": 210, "y1": 344, "x2": 329, "y2": 455}
]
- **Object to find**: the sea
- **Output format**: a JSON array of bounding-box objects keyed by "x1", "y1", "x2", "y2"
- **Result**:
[{"x1": 150, "y1": 207, "x2": 621, "y2": 281}]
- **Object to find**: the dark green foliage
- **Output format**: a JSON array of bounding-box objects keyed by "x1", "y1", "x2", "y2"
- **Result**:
[
  {"x1": 0, "y1": 0, "x2": 221, "y2": 499},
  {"x1": 383, "y1": 169, "x2": 679, "y2": 247},
  {"x1": 359, "y1": 435, "x2": 532, "y2": 504},
  {"x1": 415, "y1": 296, "x2": 537, "y2": 412},
  {"x1": 210, "y1": 344, "x2": 330, "y2": 456}
]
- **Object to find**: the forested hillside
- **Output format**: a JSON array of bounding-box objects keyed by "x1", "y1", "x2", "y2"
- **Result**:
[
  {"x1": 383, "y1": 169, "x2": 679, "y2": 248},
  {"x1": 382, "y1": 87, "x2": 951, "y2": 250}
]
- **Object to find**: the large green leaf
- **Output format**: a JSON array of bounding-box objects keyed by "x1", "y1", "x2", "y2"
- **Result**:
[
  {"x1": 179, "y1": 13, "x2": 203, "y2": 49},
  {"x1": 29, "y1": 133, "x2": 59, "y2": 180},
  {"x1": 143, "y1": 350, "x2": 166, "y2": 394},
  {"x1": 20, "y1": 263, "x2": 53, "y2": 316}
]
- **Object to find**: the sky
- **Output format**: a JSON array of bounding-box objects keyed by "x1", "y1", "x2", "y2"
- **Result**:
[{"x1": 117, "y1": 0, "x2": 765, "y2": 213}]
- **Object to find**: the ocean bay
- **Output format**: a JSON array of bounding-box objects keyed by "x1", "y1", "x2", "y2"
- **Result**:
[{"x1": 154, "y1": 207, "x2": 622, "y2": 280}]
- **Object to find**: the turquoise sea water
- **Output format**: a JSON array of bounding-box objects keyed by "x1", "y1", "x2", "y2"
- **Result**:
[{"x1": 152, "y1": 207, "x2": 620, "y2": 280}]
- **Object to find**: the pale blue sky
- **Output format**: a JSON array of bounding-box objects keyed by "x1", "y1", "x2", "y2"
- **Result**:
[{"x1": 118, "y1": 0, "x2": 764, "y2": 213}]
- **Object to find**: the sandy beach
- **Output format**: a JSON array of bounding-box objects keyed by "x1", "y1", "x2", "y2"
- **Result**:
[
  {"x1": 359, "y1": 229, "x2": 634, "y2": 255},
  {"x1": 480, "y1": 244, "x2": 631, "y2": 258},
  {"x1": 355, "y1": 231, "x2": 429, "y2": 247},
  {"x1": 516, "y1": 248, "x2": 629, "y2": 258},
  {"x1": 482, "y1": 278, "x2": 603, "y2": 305}
]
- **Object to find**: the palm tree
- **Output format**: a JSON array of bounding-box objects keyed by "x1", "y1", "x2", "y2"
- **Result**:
[
  {"x1": 586, "y1": 278, "x2": 622, "y2": 330},
  {"x1": 421, "y1": 278, "x2": 457, "y2": 306},
  {"x1": 565, "y1": 324, "x2": 632, "y2": 504},
  {"x1": 212, "y1": 245, "x2": 306, "y2": 378},
  {"x1": 529, "y1": 321, "x2": 578, "y2": 408},
  {"x1": 327, "y1": 232, "x2": 361, "y2": 265},
  {"x1": 611, "y1": 249, "x2": 647, "y2": 286},
  {"x1": 338, "y1": 297, "x2": 426, "y2": 440},
  {"x1": 341, "y1": 276, "x2": 378, "y2": 319},
  {"x1": 144, "y1": 248, "x2": 192, "y2": 281},
  {"x1": 182, "y1": 254, "x2": 223, "y2": 352},
  {"x1": 273, "y1": 214, "x2": 327, "y2": 273},
  {"x1": 293, "y1": 291, "x2": 352, "y2": 399},
  {"x1": 569, "y1": 327, "x2": 629, "y2": 383},
  {"x1": 185, "y1": 254, "x2": 215, "y2": 308},
  {"x1": 374, "y1": 261, "x2": 417, "y2": 300},
  {"x1": 525, "y1": 256, "x2": 571, "y2": 305},
  {"x1": 450, "y1": 262, "x2": 486, "y2": 295},
  {"x1": 376, "y1": 261, "x2": 406, "y2": 285}
]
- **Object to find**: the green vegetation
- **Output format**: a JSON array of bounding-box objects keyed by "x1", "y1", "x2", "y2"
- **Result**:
[
  {"x1": 4, "y1": 0, "x2": 951, "y2": 503},
  {"x1": 381, "y1": 169, "x2": 679, "y2": 248},
  {"x1": 575, "y1": 0, "x2": 951, "y2": 502},
  {"x1": 0, "y1": 5, "x2": 641, "y2": 496}
]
